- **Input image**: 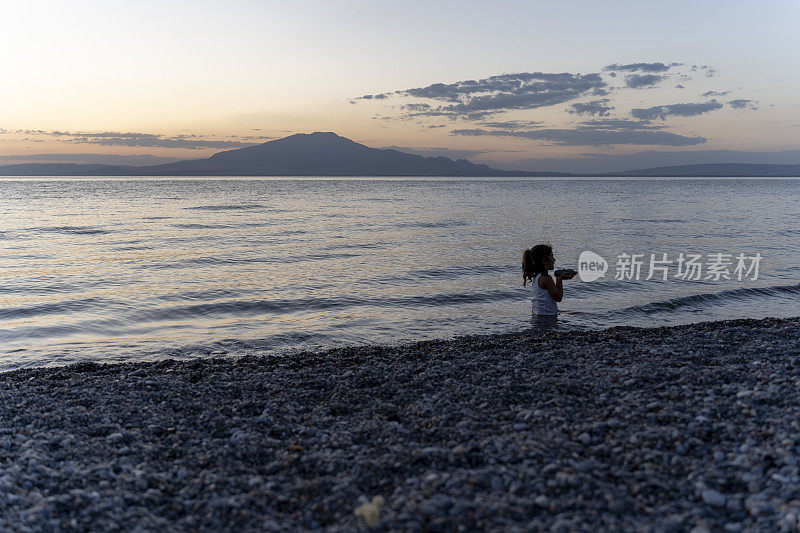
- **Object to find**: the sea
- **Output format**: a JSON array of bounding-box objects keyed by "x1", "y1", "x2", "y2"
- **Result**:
[{"x1": 1, "y1": 177, "x2": 798, "y2": 371}]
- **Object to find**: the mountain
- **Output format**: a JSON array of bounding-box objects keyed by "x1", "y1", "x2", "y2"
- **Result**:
[
  {"x1": 610, "y1": 163, "x2": 800, "y2": 177},
  {"x1": 3, "y1": 133, "x2": 799, "y2": 176},
  {"x1": 0, "y1": 132, "x2": 566, "y2": 177},
  {"x1": 0, "y1": 163, "x2": 138, "y2": 176}
]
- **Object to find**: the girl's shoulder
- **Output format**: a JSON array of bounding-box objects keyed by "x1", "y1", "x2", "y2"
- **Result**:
[{"x1": 537, "y1": 272, "x2": 551, "y2": 288}]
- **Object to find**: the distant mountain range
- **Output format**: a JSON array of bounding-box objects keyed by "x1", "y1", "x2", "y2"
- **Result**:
[
  {"x1": 610, "y1": 163, "x2": 800, "y2": 177},
  {"x1": 0, "y1": 133, "x2": 564, "y2": 177},
  {"x1": 1, "y1": 132, "x2": 799, "y2": 177}
]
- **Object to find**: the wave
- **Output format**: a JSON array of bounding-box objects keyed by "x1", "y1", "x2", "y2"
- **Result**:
[
  {"x1": 186, "y1": 204, "x2": 268, "y2": 211},
  {"x1": 324, "y1": 242, "x2": 388, "y2": 251},
  {"x1": 0, "y1": 297, "x2": 120, "y2": 320},
  {"x1": 137, "y1": 252, "x2": 361, "y2": 270},
  {"x1": 0, "y1": 288, "x2": 526, "y2": 344},
  {"x1": 107, "y1": 288, "x2": 525, "y2": 324},
  {"x1": 185, "y1": 253, "x2": 360, "y2": 266},
  {"x1": 397, "y1": 219, "x2": 468, "y2": 229},
  {"x1": 0, "y1": 283, "x2": 80, "y2": 295},
  {"x1": 618, "y1": 218, "x2": 687, "y2": 224},
  {"x1": 408, "y1": 264, "x2": 513, "y2": 279},
  {"x1": 358, "y1": 265, "x2": 516, "y2": 287},
  {"x1": 156, "y1": 288, "x2": 243, "y2": 302},
  {"x1": 172, "y1": 223, "x2": 230, "y2": 229},
  {"x1": 32, "y1": 225, "x2": 111, "y2": 235},
  {"x1": 613, "y1": 282, "x2": 800, "y2": 316},
  {"x1": 172, "y1": 221, "x2": 283, "y2": 229}
]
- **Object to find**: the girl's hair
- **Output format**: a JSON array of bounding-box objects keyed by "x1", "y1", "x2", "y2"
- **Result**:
[{"x1": 522, "y1": 244, "x2": 553, "y2": 286}]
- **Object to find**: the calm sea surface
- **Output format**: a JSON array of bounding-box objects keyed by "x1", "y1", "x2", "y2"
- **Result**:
[{"x1": 1, "y1": 177, "x2": 798, "y2": 370}]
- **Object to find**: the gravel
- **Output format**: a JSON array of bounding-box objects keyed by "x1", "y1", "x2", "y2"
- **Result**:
[{"x1": 1, "y1": 315, "x2": 799, "y2": 531}]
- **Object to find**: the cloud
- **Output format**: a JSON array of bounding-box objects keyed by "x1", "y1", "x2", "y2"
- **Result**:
[
  {"x1": 450, "y1": 122, "x2": 706, "y2": 147},
  {"x1": 702, "y1": 90, "x2": 730, "y2": 97},
  {"x1": 2, "y1": 129, "x2": 270, "y2": 149},
  {"x1": 356, "y1": 72, "x2": 608, "y2": 118},
  {"x1": 691, "y1": 65, "x2": 716, "y2": 78},
  {"x1": 356, "y1": 93, "x2": 388, "y2": 100},
  {"x1": 401, "y1": 103, "x2": 453, "y2": 117},
  {"x1": 576, "y1": 119, "x2": 665, "y2": 130},
  {"x1": 398, "y1": 103, "x2": 464, "y2": 120},
  {"x1": 403, "y1": 103, "x2": 432, "y2": 112},
  {"x1": 728, "y1": 99, "x2": 758, "y2": 110},
  {"x1": 604, "y1": 62, "x2": 675, "y2": 73},
  {"x1": 353, "y1": 62, "x2": 730, "y2": 136},
  {"x1": 229, "y1": 134, "x2": 278, "y2": 141},
  {"x1": 0, "y1": 153, "x2": 183, "y2": 166},
  {"x1": 568, "y1": 99, "x2": 614, "y2": 116},
  {"x1": 381, "y1": 146, "x2": 492, "y2": 160},
  {"x1": 624, "y1": 74, "x2": 666, "y2": 88},
  {"x1": 68, "y1": 133, "x2": 255, "y2": 149},
  {"x1": 477, "y1": 120, "x2": 543, "y2": 129},
  {"x1": 630, "y1": 100, "x2": 723, "y2": 120}
]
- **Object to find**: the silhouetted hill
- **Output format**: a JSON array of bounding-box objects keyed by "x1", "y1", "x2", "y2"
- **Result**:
[
  {"x1": 3, "y1": 134, "x2": 799, "y2": 177},
  {"x1": 611, "y1": 163, "x2": 800, "y2": 177},
  {"x1": 139, "y1": 132, "x2": 568, "y2": 176},
  {"x1": 0, "y1": 163, "x2": 138, "y2": 176},
  {"x1": 0, "y1": 133, "x2": 567, "y2": 177}
]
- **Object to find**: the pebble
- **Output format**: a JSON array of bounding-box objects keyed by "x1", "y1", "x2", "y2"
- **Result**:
[
  {"x1": 0, "y1": 315, "x2": 797, "y2": 531},
  {"x1": 534, "y1": 495, "x2": 549, "y2": 508},
  {"x1": 702, "y1": 489, "x2": 727, "y2": 507}
]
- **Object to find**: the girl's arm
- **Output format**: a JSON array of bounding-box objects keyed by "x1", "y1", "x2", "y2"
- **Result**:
[{"x1": 538, "y1": 273, "x2": 564, "y2": 302}]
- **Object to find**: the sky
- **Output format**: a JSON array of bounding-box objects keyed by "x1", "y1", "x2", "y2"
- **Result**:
[{"x1": 1, "y1": 0, "x2": 799, "y2": 173}]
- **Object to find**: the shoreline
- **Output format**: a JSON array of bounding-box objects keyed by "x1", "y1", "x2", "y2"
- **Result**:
[
  {"x1": 2, "y1": 315, "x2": 799, "y2": 530},
  {"x1": 3, "y1": 313, "x2": 797, "y2": 377}
]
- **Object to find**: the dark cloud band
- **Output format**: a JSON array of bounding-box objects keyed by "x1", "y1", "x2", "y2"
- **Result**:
[
  {"x1": 2, "y1": 129, "x2": 272, "y2": 149},
  {"x1": 357, "y1": 72, "x2": 608, "y2": 118},
  {"x1": 630, "y1": 100, "x2": 723, "y2": 120},
  {"x1": 451, "y1": 125, "x2": 706, "y2": 147},
  {"x1": 604, "y1": 62, "x2": 678, "y2": 73},
  {"x1": 624, "y1": 74, "x2": 666, "y2": 89},
  {"x1": 728, "y1": 99, "x2": 758, "y2": 110},
  {"x1": 568, "y1": 99, "x2": 614, "y2": 116}
]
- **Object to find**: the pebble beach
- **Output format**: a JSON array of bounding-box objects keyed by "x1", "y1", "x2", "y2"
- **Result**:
[{"x1": 2, "y1": 315, "x2": 800, "y2": 532}]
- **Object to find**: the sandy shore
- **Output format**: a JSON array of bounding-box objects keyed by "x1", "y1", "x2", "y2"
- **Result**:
[{"x1": 1, "y1": 316, "x2": 799, "y2": 531}]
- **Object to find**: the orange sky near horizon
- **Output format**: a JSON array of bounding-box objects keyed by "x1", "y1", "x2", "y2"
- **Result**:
[{"x1": 1, "y1": 1, "x2": 799, "y2": 172}]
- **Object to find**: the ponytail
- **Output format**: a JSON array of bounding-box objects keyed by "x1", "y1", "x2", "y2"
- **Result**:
[
  {"x1": 522, "y1": 249, "x2": 534, "y2": 286},
  {"x1": 522, "y1": 244, "x2": 553, "y2": 286}
]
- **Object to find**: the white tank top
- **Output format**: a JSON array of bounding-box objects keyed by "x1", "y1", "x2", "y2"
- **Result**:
[{"x1": 531, "y1": 273, "x2": 559, "y2": 315}]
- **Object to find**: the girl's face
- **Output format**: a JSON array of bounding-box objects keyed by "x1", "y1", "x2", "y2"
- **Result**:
[{"x1": 545, "y1": 252, "x2": 555, "y2": 270}]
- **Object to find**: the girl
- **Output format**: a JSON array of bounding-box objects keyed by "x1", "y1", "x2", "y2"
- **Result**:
[{"x1": 522, "y1": 244, "x2": 575, "y2": 315}]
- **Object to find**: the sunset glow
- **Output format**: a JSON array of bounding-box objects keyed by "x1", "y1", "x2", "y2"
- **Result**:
[{"x1": 1, "y1": 1, "x2": 799, "y2": 172}]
